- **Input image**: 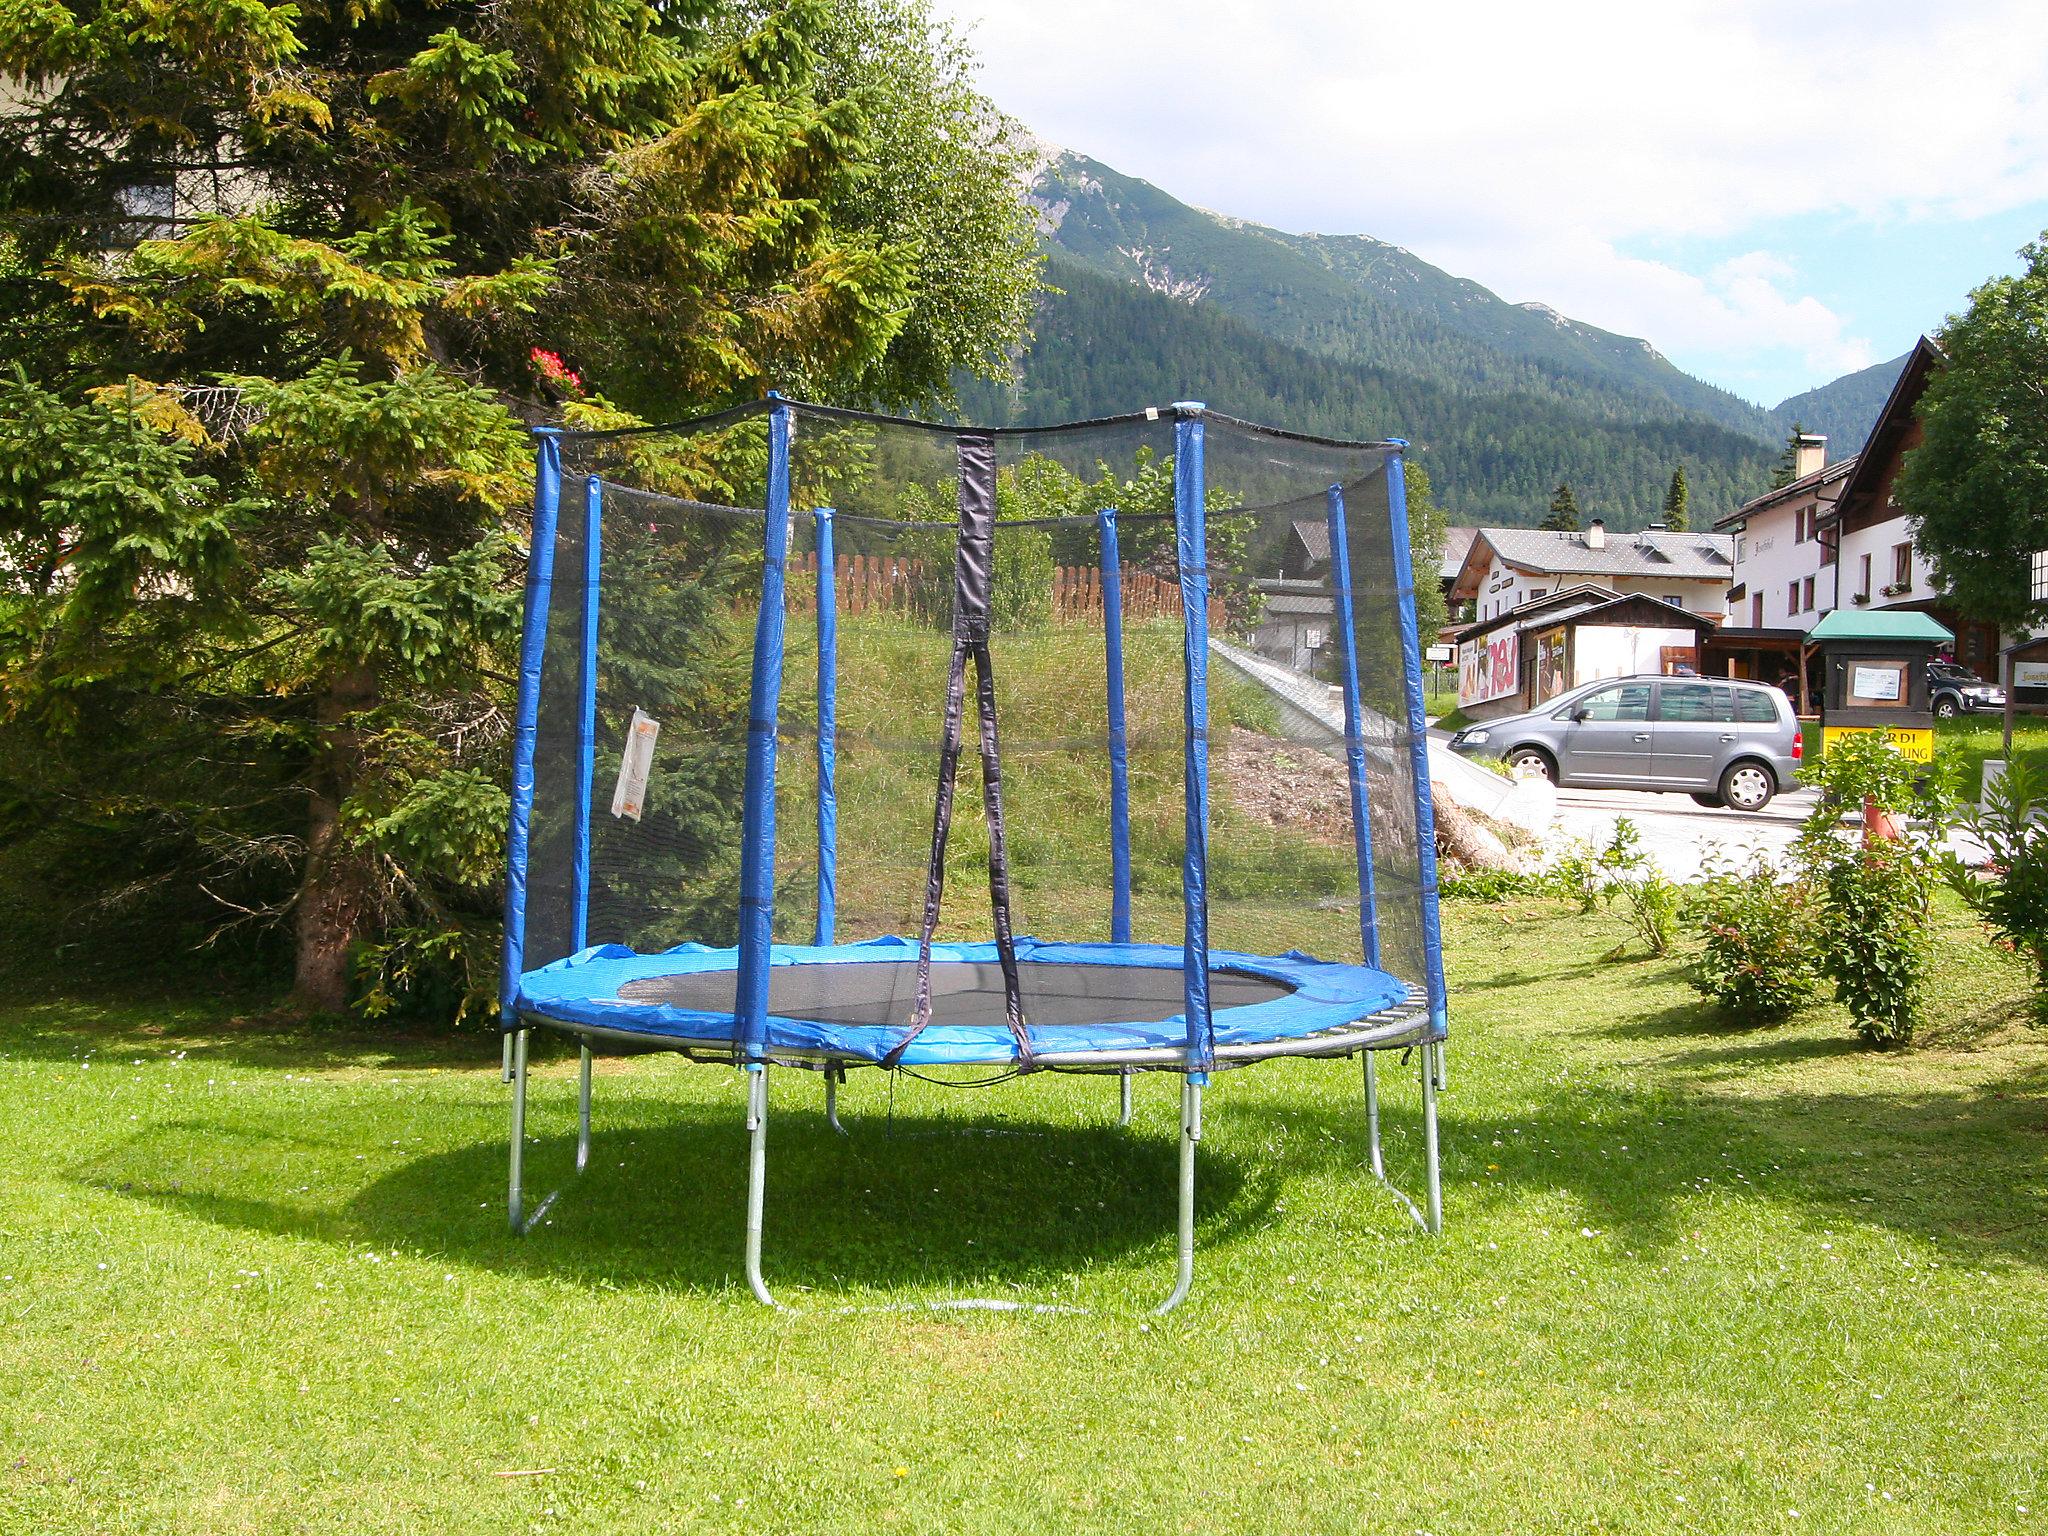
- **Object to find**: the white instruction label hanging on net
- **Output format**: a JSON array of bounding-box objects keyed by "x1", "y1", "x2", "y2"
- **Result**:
[{"x1": 612, "y1": 708, "x2": 660, "y2": 821}]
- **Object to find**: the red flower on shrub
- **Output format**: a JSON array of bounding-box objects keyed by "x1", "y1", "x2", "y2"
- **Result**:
[{"x1": 529, "y1": 346, "x2": 584, "y2": 398}]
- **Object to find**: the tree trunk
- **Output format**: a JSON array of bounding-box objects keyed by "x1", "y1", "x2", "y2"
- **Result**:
[{"x1": 289, "y1": 668, "x2": 375, "y2": 1015}]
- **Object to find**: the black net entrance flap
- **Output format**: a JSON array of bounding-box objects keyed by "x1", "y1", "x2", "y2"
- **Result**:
[{"x1": 502, "y1": 399, "x2": 1448, "y2": 1072}]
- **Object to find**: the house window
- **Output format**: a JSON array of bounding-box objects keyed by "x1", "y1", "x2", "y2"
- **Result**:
[
  {"x1": 1752, "y1": 593, "x2": 1763, "y2": 627},
  {"x1": 1820, "y1": 524, "x2": 1837, "y2": 566},
  {"x1": 1794, "y1": 508, "x2": 1806, "y2": 544},
  {"x1": 1787, "y1": 580, "x2": 1799, "y2": 616},
  {"x1": 1801, "y1": 576, "x2": 1815, "y2": 612},
  {"x1": 1857, "y1": 554, "x2": 1871, "y2": 602},
  {"x1": 1662, "y1": 594, "x2": 1683, "y2": 608},
  {"x1": 1892, "y1": 541, "x2": 1913, "y2": 590}
]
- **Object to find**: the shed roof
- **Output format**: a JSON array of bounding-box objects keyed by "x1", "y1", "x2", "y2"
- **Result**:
[{"x1": 1807, "y1": 609, "x2": 1954, "y2": 644}]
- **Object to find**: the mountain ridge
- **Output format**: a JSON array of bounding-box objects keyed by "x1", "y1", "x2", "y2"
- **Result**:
[{"x1": 975, "y1": 145, "x2": 1905, "y2": 525}]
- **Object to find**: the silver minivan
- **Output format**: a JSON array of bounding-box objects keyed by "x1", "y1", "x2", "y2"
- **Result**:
[{"x1": 1447, "y1": 675, "x2": 1804, "y2": 811}]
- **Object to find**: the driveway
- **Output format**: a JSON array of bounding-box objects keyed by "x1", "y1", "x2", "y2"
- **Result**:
[{"x1": 1539, "y1": 783, "x2": 1817, "y2": 882}]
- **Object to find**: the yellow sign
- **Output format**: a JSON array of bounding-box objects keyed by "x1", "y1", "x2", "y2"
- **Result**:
[{"x1": 1822, "y1": 725, "x2": 1934, "y2": 763}]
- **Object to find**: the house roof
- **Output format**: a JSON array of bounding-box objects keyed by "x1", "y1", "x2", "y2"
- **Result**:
[
  {"x1": 1452, "y1": 584, "x2": 1712, "y2": 643},
  {"x1": 1439, "y1": 525, "x2": 1480, "y2": 582},
  {"x1": 1716, "y1": 456, "x2": 1857, "y2": 530},
  {"x1": 1820, "y1": 335, "x2": 1944, "y2": 532},
  {"x1": 1289, "y1": 519, "x2": 1330, "y2": 566},
  {"x1": 1454, "y1": 526, "x2": 1735, "y2": 594},
  {"x1": 1288, "y1": 520, "x2": 1481, "y2": 583},
  {"x1": 1807, "y1": 608, "x2": 1954, "y2": 645}
]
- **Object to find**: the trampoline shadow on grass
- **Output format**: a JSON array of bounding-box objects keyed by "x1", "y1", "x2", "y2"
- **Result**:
[{"x1": 84, "y1": 1100, "x2": 1278, "y2": 1302}]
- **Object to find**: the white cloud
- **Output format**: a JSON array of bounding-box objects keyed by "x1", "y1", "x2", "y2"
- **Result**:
[{"x1": 932, "y1": 0, "x2": 2048, "y2": 397}]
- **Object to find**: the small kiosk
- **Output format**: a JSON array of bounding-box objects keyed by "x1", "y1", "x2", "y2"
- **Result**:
[{"x1": 1808, "y1": 609, "x2": 1954, "y2": 762}]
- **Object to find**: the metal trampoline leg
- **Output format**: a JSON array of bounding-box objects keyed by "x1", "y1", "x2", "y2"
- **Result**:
[
  {"x1": 744, "y1": 1065, "x2": 781, "y2": 1308},
  {"x1": 1421, "y1": 1042, "x2": 1443, "y2": 1236},
  {"x1": 576, "y1": 1043, "x2": 592, "y2": 1172},
  {"x1": 1118, "y1": 1070, "x2": 1134, "y2": 1127},
  {"x1": 1362, "y1": 1051, "x2": 1385, "y2": 1180},
  {"x1": 1433, "y1": 1039, "x2": 1448, "y2": 1092},
  {"x1": 1154, "y1": 1076, "x2": 1203, "y2": 1315},
  {"x1": 825, "y1": 1066, "x2": 848, "y2": 1137},
  {"x1": 508, "y1": 1029, "x2": 529, "y2": 1234},
  {"x1": 501, "y1": 1030, "x2": 514, "y2": 1084}
]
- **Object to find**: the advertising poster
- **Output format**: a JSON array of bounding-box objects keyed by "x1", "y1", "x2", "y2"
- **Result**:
[
  {"x1": 1534, "y1": 627, "x2": 1569, "y2": 703},
  {"x1": 1458, "y1": 629, "x2": 1521, "y2": 707}
]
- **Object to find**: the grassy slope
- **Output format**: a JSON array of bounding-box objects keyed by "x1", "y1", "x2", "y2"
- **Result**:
[{"x1": 2, "y1": 890, "x2": 2043, "y2": 1535}]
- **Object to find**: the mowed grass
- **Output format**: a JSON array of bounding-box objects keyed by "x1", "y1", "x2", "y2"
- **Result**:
[
  {"x1": 1935, "y1": 712, "x2": 2048, "y2": 797},
  {"x1": 3, "y1": 893, "x2": 2045, "y2": 1534}
]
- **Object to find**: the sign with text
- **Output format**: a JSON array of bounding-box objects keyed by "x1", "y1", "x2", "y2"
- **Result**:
[
  {"x1": 1458, "y1": 629, "x2": 1521, "y2": 707},
  {"x1": 1822, "y1": 724, "x2": 1934, "y2": 763},
  {"x1": 2015, "y1": 660, "x2": 2048, "y2": 691}
]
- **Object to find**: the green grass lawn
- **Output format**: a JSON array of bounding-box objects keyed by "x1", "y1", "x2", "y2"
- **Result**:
[
  {"x1": 3, "y1": 894, "x2": 2044, "y2": 1534},
  {"x1": 1936, "y1": 711, "x2": 2048, "y2": 796}
]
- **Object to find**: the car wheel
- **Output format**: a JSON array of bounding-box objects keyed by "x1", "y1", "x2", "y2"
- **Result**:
[
  {"x1": 1933, "y1": 695, "x2": 1960, "y2": 719},
  {"x1": 1719, "y1": 760, "x2": 1775, "y2": 813},
  {"x1": 1506, "y1": 747, "x2": 1555, "y2": 782},
  {"x1": 1690, "y1": 791, "x2": 1723, "y2": 808}
]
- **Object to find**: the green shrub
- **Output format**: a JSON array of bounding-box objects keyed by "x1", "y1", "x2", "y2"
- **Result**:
[
  {"x1": 1441, "y1": 867, "x2": 1547, "y2": 901},
  {"x1": 1685, "y1": 860, "x2": 1820, "y2": 1020},
  {"x1": 1810, "y1": 842, "x2": 1929, "y2": 1047},
  {"x1": 1550, "y1": 818, "x2": 1647, "y2": 913},
  {"x1": 1620, "y1": 871, "x2": 1682, "y2": 957},
  {"x1": 1946, "y1": 759, "x2": 2048, "y2": 1021}
]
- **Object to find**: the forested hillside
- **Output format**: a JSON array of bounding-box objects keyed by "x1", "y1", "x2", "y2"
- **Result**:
[
  {"x1": 958, "y1": 257, "x2": 1780, "y2": 527},
  {"x1": 969, "y1": 148, "x2": 1910, "y2": 527},
  {"x1": 1769, "y1": 350, "x2": 1912, "y2": 459}
]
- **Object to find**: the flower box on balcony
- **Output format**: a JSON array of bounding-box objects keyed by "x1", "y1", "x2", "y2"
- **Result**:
[{"x1": 1879, "y1": 581, "x2": 1910, "y2": 597}]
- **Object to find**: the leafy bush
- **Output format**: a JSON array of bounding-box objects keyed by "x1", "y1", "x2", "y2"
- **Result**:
[
  {"x1": 1787, "y1": 729, "x2": 1961, "y2": 1048},
  {"x1": 1685, "y1": 860, "x2": 1821, "y2": 1020},
  {"x1": 1440, "y1": 867, "x2": 1548, "y2": 901},
  {"x1": 1551, "y1": 818, "x2": 1647, "y2": 913},
  {"x1": 1620, "y1": 871, "x2": 1682, "y2": 957},
  {"x1": 1809, "y1": 841, "x2": 1930, "y2": 1048},
  {"x1": 1946, "y1": 759, "x2": 2048, "y2": 1021}
]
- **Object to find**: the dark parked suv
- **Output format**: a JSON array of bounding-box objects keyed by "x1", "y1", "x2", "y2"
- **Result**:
[
  {"x1": 1448, "y1": 675, "x2": 1803, "y2": 811},
  {"x1": 1927, "y1": 660, "x2": 2005, "y2": 718}
]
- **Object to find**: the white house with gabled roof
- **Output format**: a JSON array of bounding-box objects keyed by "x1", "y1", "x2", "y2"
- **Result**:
[{"x1": 1447, "y1": 523, "x2": 1736, "y2": 627}]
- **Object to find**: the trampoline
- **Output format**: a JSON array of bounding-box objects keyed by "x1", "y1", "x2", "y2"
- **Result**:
[{"x1": 500, "y1": 398, "x2": 1449, "y2": 1311}]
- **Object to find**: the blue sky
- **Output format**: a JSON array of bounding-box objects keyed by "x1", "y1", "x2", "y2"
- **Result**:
[{"x1": 931, "y1": 0, "x2": 2048, "y2": 406}]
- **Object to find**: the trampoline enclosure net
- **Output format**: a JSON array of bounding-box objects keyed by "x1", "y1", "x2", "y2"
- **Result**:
[{"x1": 515, "y1": 402, "x2": 1442, "y2": 1049}]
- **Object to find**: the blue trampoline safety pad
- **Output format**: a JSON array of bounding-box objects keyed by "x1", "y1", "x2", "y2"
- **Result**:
[{"x1": 515, "y1": 935, "x2": 1414, "y2": 1066}]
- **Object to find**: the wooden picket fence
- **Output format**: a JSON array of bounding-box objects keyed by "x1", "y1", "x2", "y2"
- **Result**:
[{"x1": 785, "y1": 554, "x2": 1215, "y2": 624}]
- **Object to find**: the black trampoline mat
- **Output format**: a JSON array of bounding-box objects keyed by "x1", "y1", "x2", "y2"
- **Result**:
[{"x1": 615, "y1": 959, "x2": 1292, "y2": 1030}]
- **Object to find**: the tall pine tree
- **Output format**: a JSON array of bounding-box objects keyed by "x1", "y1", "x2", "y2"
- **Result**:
[
  {"x1": 1662, "y1": 465, "x2": 1690, "y2": 531},
  {"x1": 0, "y1": 0, "x2": 1039, "y2": 1015},
  {"x1": 1538, "y1": 482, "x2": 1582, "y2": 532}
]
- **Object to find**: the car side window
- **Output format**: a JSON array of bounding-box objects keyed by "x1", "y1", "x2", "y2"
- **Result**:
[
  {"x1": 1735, "y1": 689, "x2": 1778, "y2": 724},
  {"x1": 1576, "y1": 683, "x2": 1651, "y2": 722},
  {"x1": 1654, "y1": 683, "x2": 1734, "y2": 723}
]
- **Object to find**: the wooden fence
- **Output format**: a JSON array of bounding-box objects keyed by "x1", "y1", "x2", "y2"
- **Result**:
[{"x1": 786, "y1": 554, "x2": 1215, "y2": 624}]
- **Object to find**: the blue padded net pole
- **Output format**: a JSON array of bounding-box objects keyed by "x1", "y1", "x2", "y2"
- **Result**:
[
  {"x1": 735, "y1": 400, "x2": 795, "y2": 1063},
  {"x1": 1173, "y1": 405, "x2": 1215, "y2": 1077},
  {"x1": 1386, "y1": 449, "x2": 1449, "y2": 1039},
  {"x1": 571, "y1": 475, "x2": 603, "y2": 953},
  {"x1": 500, "y1": 429, "x2": 563, "y2": 1027},
  {"x1": 812, "y1": 506, "x2": 839, "y2": 947},
  {"x1": 1324, "y1": 483, "x2": 1381, "y2": 968},
  {"x1": 1098, "y1": 505, "x2": 1133, "y2": 946}
]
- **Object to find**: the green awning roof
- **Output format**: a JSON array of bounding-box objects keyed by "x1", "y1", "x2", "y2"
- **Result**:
[{"x1": 1807, "y1": 608, "x2": 1955, "y2": 645}]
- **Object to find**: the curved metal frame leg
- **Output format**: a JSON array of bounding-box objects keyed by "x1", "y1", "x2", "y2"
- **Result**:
[
  {"x1": 824, "y1": 1065, "x2": 848, "y2": 1137},
  {"x1": 508, "y1": 1030, "x2": 593, "y2": 1236},
  {"x1": 1118, "y1": 1070, "x2": 1134, "y2": 1127},
  {"x1": 743, "y1": 1065, "x2": 781, "y2": 1308},
  {"x1": 1421, "y1": 1042, "x2": 1443, "y2": 1235},
  {"x1": 1153, "y1": 1076, "x2": 1202, "y2": 1315},
  {"x1": 1362, "y1": 1050, "x2": 1385, "y2": 1179}
]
